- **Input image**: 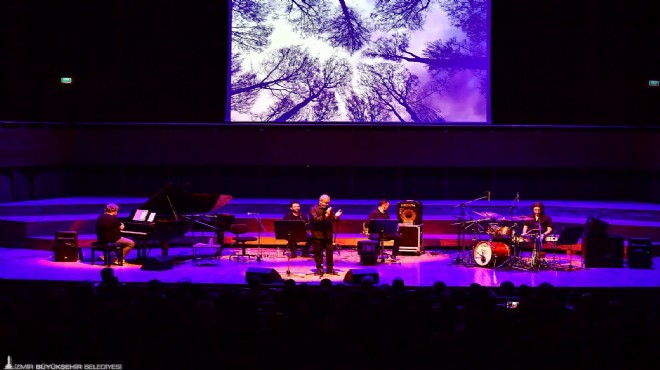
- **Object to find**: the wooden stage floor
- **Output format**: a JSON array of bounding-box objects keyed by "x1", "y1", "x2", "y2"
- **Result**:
[{"x1": 1, "y1": 245, "x2": 657, "y2": 288}]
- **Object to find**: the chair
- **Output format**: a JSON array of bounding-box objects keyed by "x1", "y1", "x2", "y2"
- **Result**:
[
  {"x1": 230, "y1": 223, "x2": 258, "y2": 261},
  {"x1": 91, "y1": 241, "x2": 123, "y2": 266}
]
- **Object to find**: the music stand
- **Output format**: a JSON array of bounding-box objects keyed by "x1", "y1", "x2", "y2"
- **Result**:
[
  {"x1": 367, "y1": 219, "x2": 399, "y2": 263},
  {"x1": 274, "y1": 220, "x2": 308, "y2": 277}
]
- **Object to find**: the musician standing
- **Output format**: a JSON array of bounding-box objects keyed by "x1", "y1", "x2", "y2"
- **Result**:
[
  {"x1": 96, "y1": 203, "x2": 135, "y2": 264},
  {"x1": 366, "y1": 199, "x2": 401, "y2": 260},
  {"x1": 309, "y1": 194, "x2": 342, "y2": 275},
  {"x1": 282, "y1": 201, "x2": 312, "y2": 258}
]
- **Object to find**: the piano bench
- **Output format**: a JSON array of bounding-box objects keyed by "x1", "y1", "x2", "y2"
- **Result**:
[{"x1": 91, "y1": 242, "x2": 123, "y2": 267}]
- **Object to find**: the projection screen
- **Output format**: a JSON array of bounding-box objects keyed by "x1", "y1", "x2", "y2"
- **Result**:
[{"x1": 229, "y1": 0, "x2": 490, "y2": 124}]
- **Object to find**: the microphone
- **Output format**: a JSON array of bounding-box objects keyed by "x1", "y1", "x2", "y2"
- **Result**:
[{"x1": 487, "y1": 191, "x2": 491, "y2": 202}]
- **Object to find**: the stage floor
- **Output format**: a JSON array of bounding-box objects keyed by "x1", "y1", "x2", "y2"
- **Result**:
[{"x1": 1, "y1": 246, "x2": 657, "y2": 288}]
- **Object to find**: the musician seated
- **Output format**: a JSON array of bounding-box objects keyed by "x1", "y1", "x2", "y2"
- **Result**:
[
  {"x1": 96, "y1": 203, "x2": 135, "y2": 264},
  {"x1": 521, "y1": 201, "x2": 553, "y2": 248},
  {"x1": 365, "y1": 199, "x2": 401, "y2": 260},
  {"x1": 282, "y1": 201, "x2": 312, "y2": 257}
]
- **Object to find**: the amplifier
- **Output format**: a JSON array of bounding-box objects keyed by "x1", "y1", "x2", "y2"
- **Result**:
[
  {"x1": 399, "y1": 224, "x2": 423, "y2": 255},
  {"x1": 397, "y1": 200, "x2": 422, "y2": 225},
  {"x1": 53, "y1": 240, "x2": 79, "y2": 262}
]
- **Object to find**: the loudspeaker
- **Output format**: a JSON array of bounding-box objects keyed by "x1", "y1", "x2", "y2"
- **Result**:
[
  {"x1": 397, "y1": 200, "x2": 422, "y2": 225},
  {"x1": 627, "y1": 238, "x2": 653, "y2": 269},
  {"x1": 53, "y1": 231, "x2": 79, "y2": 262},
  {"x1": 343, "y1": 268, "x2": 379, "y2": 284},
  {"x1": 583, "y1": 235, "x2": 624, "y2": 268},
  {"x1": 357, "y1": 240, "x2": 379, "y2": 265},
  {"x1": 140, "y1": 256, "x2": 174, "y2": 271},
  {"x1": 53, "y1": 240, "x2": 79, "y2": 262},
  {"x1": 245, "y1": 267, "x2": 282, "y2": 284}
]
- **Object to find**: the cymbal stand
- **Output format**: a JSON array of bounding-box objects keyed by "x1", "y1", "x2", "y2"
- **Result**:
[
  {"x1": 451, "y1": 193, "x2": 488, "y2": 266},
  {"x1": 496, "y1": 229, "x2": 529, "y2": 271},
  {"x1": 449, "y1": 207, "x2": 468, "y2": 266}
]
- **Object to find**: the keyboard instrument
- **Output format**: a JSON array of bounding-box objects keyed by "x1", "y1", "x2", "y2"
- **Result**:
[{"x1": 121, "y1": 183, "x2": 232, "y2": 258}]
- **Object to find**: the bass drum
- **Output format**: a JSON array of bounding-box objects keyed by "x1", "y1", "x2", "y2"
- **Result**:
[{"x1": 473, "y1": 241, "x2": 510, "y2": 267}]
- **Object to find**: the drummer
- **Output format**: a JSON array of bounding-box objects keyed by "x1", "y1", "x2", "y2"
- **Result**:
[{"x1": 521, "y1": 202, "x2": 553, "y2": 239}]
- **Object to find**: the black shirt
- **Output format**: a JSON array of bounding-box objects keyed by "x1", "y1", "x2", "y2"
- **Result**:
[
  {"x1": 309, "y1": 205, "x2": 338, "y2": 240},
  {"x1": 524, "y1": 214, "x2": 552, "y2": 234},
  {"x1": 96, "y1": 213, "x2": 122, "y2": 243}
]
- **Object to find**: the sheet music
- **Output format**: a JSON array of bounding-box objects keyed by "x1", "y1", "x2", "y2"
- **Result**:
[{"x1": 132, "y1": 209, "x2": 149, "y2": 221}]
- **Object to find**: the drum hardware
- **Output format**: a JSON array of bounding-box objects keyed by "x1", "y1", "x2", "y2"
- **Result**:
[{"x1": 450, "y1": 192, "x2": 490, "y2": 267}]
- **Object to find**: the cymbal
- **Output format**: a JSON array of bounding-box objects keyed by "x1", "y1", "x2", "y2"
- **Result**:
[
  {"x1": 512, "y1": 216, "x2": 535, "y2": 221},
  {"x1": 474, "y1": 211, "x2": 505, "y2": 220}
]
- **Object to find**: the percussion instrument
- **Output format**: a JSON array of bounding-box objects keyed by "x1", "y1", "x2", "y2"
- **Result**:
[{"x1": 473, "y1": 241, "x2": 510, "y2": 267}]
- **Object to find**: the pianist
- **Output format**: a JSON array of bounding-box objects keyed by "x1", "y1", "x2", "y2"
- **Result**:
[{"x1": 96, "y1": 203, "x2": 136, "y2": 264}]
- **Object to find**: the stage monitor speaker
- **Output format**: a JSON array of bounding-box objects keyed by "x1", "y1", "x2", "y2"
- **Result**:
[
  {"x1": 583, "y1": 235, "x2": 624, "y2": 268},
  {"x1": 397, "y1": 200, "x2": 422, "y2": 225},
  {"x1": 627, "y1": 238, "x2": 653, "y2": 269},
  {"x1": 343, "y1": 268, "x2": 379, "y2": 284},
  {"x1": 141, "y1": 256, "x2": 174, "y2": 271},
  {"x1": 245, "y1": 267, "x2": 283, "y2": 284}
]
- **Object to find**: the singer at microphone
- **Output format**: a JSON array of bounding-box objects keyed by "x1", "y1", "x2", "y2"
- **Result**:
[{"x1": 309, "y1": 194, "x2": 342, "y2": 275}]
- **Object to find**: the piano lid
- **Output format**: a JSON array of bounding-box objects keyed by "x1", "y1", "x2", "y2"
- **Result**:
[{"x1": 137, "y1": 183, "x2": 232, "y2": 217}]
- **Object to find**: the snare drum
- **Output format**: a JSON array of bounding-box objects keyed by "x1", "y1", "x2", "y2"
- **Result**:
[
  {"x1": 544, "y1": 234, "x2": 558, "y2": 242},
  {"x1": 473, "y1": 241, "x2": 510, "y2": 267}
]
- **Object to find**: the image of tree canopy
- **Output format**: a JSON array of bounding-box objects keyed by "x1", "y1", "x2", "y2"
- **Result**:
[{"x1": 230, "y1": 0, "x2": 489, "y2": 123}]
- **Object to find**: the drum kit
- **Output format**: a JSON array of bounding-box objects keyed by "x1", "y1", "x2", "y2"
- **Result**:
[{"x1": 454, "y1": 211, "x2": 561, "y2": 271}]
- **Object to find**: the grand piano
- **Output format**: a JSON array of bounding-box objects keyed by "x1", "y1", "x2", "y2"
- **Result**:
[{"x1": 121, "y1": 183, "x2": 232, "y2": 259}]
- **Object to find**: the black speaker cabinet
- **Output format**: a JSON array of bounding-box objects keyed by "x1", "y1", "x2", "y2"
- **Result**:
[
  {"x1": 357, "y1": 240, "x2": 379, "y2": 265},
  {"x1": 140, "y1": 256, "x2": 175, "y2": 271},
  {"x1": 245, "y1": 267, "x2": 282, "y2": 284},
  {"x1": 343, "y1": 268, "x2": 379, "y2": 284},
  {"x1": 53, "y1": 241, "x2": 79, "y2": 262},
  {"x1": 583, "y1": 235, "x2": 624, "y2": 268},
  {"x1": 397, "y1": 200, "x2": 422, "y2": 225},
  {"x1": 627, "y1": 238, "x2": 653, "y2": 269},
  {"x1": 53, "y1": 231, "x2": 79, "y2": 262}
]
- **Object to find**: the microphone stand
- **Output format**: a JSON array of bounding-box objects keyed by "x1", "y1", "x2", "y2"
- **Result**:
[
  {"x1": 333, "y1": 217, "x2": 341, "y2": 256},
  {"x1": 249, "y1": 213, "x2": 267, "y2": 262}
]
